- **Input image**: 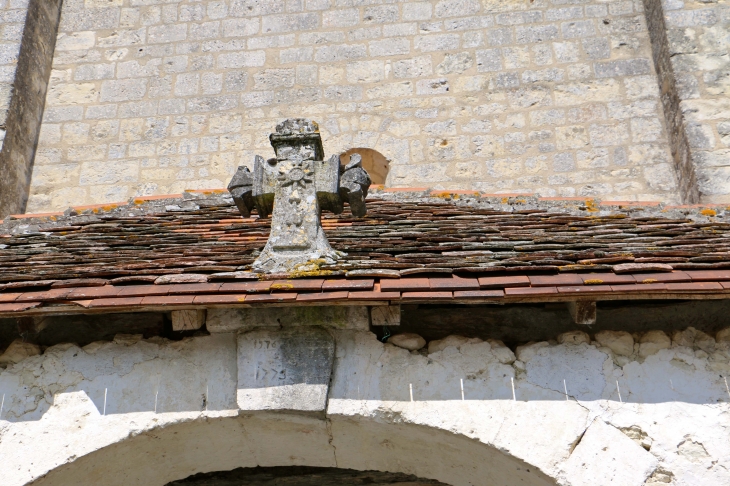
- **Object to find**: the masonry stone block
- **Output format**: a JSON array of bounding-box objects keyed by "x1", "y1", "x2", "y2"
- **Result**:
[{"x1": 17, "y1": 0, "x2": 688, "y2": 211}]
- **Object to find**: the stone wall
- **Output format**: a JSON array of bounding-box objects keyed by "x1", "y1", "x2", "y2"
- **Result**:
[
  {"x1": 24, "y1": 0, "x2": 685, "y2": 212},
  {"x1": 0, "y1": 0, "x2": 62, "y2": 217},
  {"x1": 1, "y1": 324, "x2": 729, "y2": 485},
  {"x1": 661, "y1": 0, "x2": 730, "y2": 203}
]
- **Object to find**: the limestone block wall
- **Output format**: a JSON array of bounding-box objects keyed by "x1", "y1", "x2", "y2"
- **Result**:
[
  {"x1": 1, "y1": 326, "x2": 729, "y2": 485},
  {"x1": 0, "y1": 0, "x2": 62, "y2": 217},
  {"x1": 661, "y1": 0, "x2": 730, "y2": 203},
  {"x1": 0, "y1": 0, "x2": 28, "y2": 140},
  {"x1": 26, "y1": 0, "x2": 684, "y2": 212}
]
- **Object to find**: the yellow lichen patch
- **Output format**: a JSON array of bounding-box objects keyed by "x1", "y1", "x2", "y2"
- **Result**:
[
  {"x1": 237, "y1": 297, "x2": 246, "y2": 302},
  {"x1": 584, "y1": 199, "x2": 598, "y2": 212},
  {"x1": 584, "y1": 279, "x2": 604, "y2": 285},
  {"x1": 700, "y1": 209, "x2": 717, "y2": 217},
  {"x1": 287, "y1": 259, "x2": 336, "y2": 278},
  {"x1": 270, "y1": 283, "x2": 295, "y2": 290},
  {"x1": 642, "y1": 279, "x2": 658, "y2": 284},
  {"x1": 501, "y1": 197, "x2": 509, "y2": 204}
]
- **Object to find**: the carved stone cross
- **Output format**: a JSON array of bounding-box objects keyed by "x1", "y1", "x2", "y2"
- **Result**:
[{"x1": 227, "y1": 119, "x2": 371, "y2": 274}]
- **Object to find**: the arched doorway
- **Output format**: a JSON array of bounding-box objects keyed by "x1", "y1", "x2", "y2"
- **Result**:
[
  {"x1": 340, "y1": 148, "x2": 390, "y2": 185},
  {"x1": 166, "y1": 466, "x2": 447, "y2": 485},
  {"x1": 29, "y1": 413, "x2": 557, "y2": 486}
]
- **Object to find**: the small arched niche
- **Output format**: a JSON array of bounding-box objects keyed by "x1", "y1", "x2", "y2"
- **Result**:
[{"x1": 339, "y1": 148, "x2": 389, "y2": 185}]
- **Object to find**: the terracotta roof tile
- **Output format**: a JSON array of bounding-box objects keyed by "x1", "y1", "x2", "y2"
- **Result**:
[
  {"x1": 634, "y1": 272, "x2": 691, "y2": 284},
  {"x1": 322, "y1": 279, "x2": 374, "y2": 291},
  {"x1": 270, "y1": 279, "x2": 324, "y2": 292},
  {"x1": 557, "y1": 286, "x2": 612, "y2": 294},
  {"x1": 141, "y1": 295, "x2": 196, "y2": 306},
  {"x1": 429, "y1": 277, "x2": 480, "y2": 291},
  {"x1": 296, "y1": 291, "x2": 350, "y2": 302},
  {"x1": 454, "y1": 290, "x2": 505, "y2": 299},
  {"x1": 16, "y1": 288, "x2": 72, "y2": 302},
  {"x1": 3, "y1": 193, "x2": 730, "y2": 309},
  {"x1": 0, "y1": 302, "x2": 41, "y2": 312},
  {"x1": 51, "y1": 279, "x2": 108, "y2": 288},
  {"x1": 402, "y1": 291, "x2": 453, "y2": 300},
  {"x1": 380, "y1": 278, "x2": 430, "y2": 292},
  {"x1": 528, "y1": 275, "x2": 583, "y2": 287},
  {"x1": 665, "y1": 282, "x2": 724, "y2": 291},
  {"x1": 579, "y1": 273, "x2": 636, "y2": 285},
  {"x1": 245, "y1": 293, "x2": 298, "y2": 303},
  {"x1": 686, "y1": 270, "x2": 730, "y2": 281},
  {"x1": 193, "y1": 294, "x2": 247, "y2": 304},
  {"x1": 117, "y1": 285, "x2": 171, "y2": 297},
  {"x1": 219, "y1": 282, "x2": 271, "y2": 293},
  {"x1": 348, "y1": 291, "x2": 400, "y2": 300},
  {"x1": 0, "y1": 292, "x2": 21, "y2": 303},
  {"x1": 478, "y1": 276, "x2": 530, "y2": 289},
  {"x1": 87, "y1": 297, "x2": 144, "y2": 308},
  {"x1": 505, "y1": 287, "x2": 559, "y2": 296},
  {"x1": 66, "y1": 286, "x2": 121, "y2": 299},
  {"x1": 609, "y1": 283, "x2": 668, "y2": 292},
  {"x1": 167, "y1": 283, "x2": 222, "y2": 294}
]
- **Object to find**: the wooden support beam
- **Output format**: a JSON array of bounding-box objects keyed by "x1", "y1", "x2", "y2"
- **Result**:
[
  {"x1": 567, "y1": 301, "x2": 596, "y2": 325},
  {"x1": 370, "y1": 305, "x2": 400, "y2": 326},
  {"x1": 172, "y1": 309, "x2": 206, "y2": 331}
]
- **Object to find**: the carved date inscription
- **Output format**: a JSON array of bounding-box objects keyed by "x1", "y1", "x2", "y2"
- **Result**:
[{"x1": 237, "y1": 327, "x2": 335, "y2": 412}]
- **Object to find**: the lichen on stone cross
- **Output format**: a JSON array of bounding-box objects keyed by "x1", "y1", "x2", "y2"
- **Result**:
[{"x1": 227, "y1": 119, "x2": 371, "y2": 274}]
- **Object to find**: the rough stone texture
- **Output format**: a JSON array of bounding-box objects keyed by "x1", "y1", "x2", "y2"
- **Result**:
[
  {"x1": 656, "y1": 0, "x2": 730, "y2": 203},
  {"x1": 233, "y1": 119, "x2": 371, "y2": 274},
  {"x1": 560, "y1": 419, "x2": 658, "y2": 485},
  {"x1": 557, "y1": 330, "x2": 590, "y2": 345},
  {"x1": 388, "y1": 332, "x2": 426, "y2": 351},
  {"x1": 206, "y1": 306, "x2": 370, "y2": 333},
  {"x1": 0, "y1": 339, "x2": 40, "y2": 367},
  {"x1": 25, "y1": 0, "x2": 684, "y2": 212},
  {"x1": 639, "y1": 330, "x2": 672, "y2": 357},
  {"x1": 0, "y1": 0, "x2": 63, "y2": 217},
  {"x1": 641, "y1": 0, "x2": 700, "y2": 204},
  {"x1": 595, "y1": 330, "x2": 634, "y2": 356},
  {"x1": 0, "y1": 327, "x2": 729, "y2": 485},
  {"x1": 237, "y1": 327, "x2": 334, "y2": 413},
  {"x1": 427, "y1": 334, "x2": 480, "y2": 354}
]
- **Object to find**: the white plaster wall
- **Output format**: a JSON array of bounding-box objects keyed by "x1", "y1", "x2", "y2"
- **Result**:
[{"x1": 0, "y1": 328, "x2": 728, "y2": 486}]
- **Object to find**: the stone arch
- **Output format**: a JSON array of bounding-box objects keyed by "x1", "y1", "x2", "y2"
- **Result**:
[
  {"x1": 29, "y1": 412, "x2": 558, "y2": 486},
  {"x1": 340, "y1": 148, "x2": 390, "y2": 185}
]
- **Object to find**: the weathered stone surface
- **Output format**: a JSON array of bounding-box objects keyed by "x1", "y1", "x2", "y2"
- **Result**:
[
  {"x1": 0, "y1": 339, "x2": 41, "y2": 367},
  {"x1": 154, "y1": 274, "x2": 208, "y2": 284},
  {"x1": 717, "y1": 327, "x2": 730, "y2": 343},
  {"x1": 672, "y1": 327, "x2": 715, "y2": 352},
  {"x1": 557, "y1": 330, "x2": 590, "y2": 345},
  {"x1": 229, "y1": 119, "x2": 370, "y2": 274},
  {"x1": 171, "y1": 310, "x2": 206, "y2": 332},
  {"x1": 23, "y1": 0, "x2": 686, "y2": 212},
  {"x1": 595, "y1": 330, "x2": 634, "y2": 356},
  {"x1": 388, "y1": 333, "x2": 426, "y2": 351},
  {"x1": 207, "y1": 306, "x2": 369, "y2": 333},
  {"x1": 561, "y1": 419, "x2": 658, "y2": 485},
  {"x1": 613, "y1": 263, "x2": 674, "y2": 274},
  {"x1": 427, "y1": 334, "x2": 481, "y2": 354},
  {"x1": 1, "y1": 328, "x2": 730, "y2": 485},
  {"x1": 639, "y1": 330, "x2": 671, "y2": 358},
  {"x1": 371, "y1": 305, "x2": 400, "y2": 327},
  {"x1": 237, "y1": 327, "x2": 334, "y2": 413}
]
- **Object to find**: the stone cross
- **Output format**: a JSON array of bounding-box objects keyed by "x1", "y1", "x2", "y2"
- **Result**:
[{"x1": 227, "y1": 119, "x2": 371, "y2": 274}]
